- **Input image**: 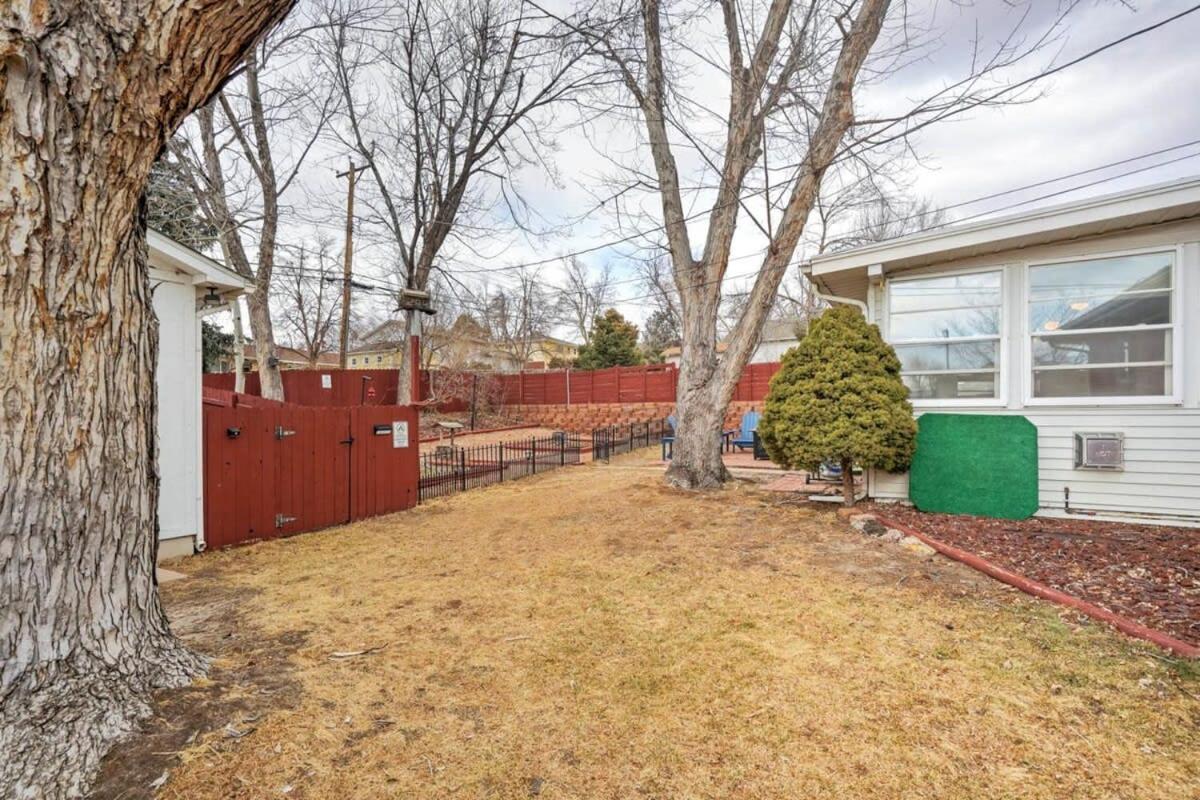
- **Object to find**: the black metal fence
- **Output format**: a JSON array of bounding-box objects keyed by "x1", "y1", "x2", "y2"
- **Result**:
[
  {"x1": 591, "y1": 419, "x2": 670, "y2": 462},
  {"x1": 419, "y1": 432, "x2": 582, "y2": 502}
]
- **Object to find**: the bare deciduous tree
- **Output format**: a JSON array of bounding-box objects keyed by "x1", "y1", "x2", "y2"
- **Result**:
[
  {"x1": 556, "y1": 257, "x2": 614, "y2": 343},
  {"x1": 317, "y1": 0, "x2": 602, "y2": 399},
  {"x1": 0, "y1": 1, "x2": 295, "y2": 795},
  {"x1": 549, "y1": 0, "x2": 1072, "y2": 488},
  {"x1": 634, "y1": 254, "x2": 681, "y2": 333},
  {"x1": 481, "y1": 269, "x2": 558, "y2": 367},
  {"x1": 167, "y1": 13, "x2": 337, "y2": 400},
  {"x1": 275, "y1": 239, "x2": 342, "y2": 367}
]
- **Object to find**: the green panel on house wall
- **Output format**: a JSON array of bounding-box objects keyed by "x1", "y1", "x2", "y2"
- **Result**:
[{"x1": 908, "y1": 413, "x2": 1038, "y2": 520}]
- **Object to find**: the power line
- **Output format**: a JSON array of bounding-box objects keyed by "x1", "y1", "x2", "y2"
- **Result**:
[
  {"x1": 434, "y1": 4, "x2": 1200, "y2": 279},
  {"x1": 265, "y1": 140, "x2": 1200, "y2": 311}
]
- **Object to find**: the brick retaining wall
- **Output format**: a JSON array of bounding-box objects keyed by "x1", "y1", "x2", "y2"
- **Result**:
[{"x1": 506, "y1": 401, "x2": 764, "y2": 432}]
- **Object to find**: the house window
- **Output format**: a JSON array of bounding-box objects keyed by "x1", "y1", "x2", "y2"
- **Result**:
[
  {"x1": 888, "y1": 270, "x2": 1003, "y2": 400},
  {"x1": 1028, "y1": 251, "x2": 1174, "y2": 399},
  {"x1": 351, "y1": 357, "x2": 357, "y2": 366},
  {"x1": 376, "y1": 355, "x2": 382, "y2": 364}
]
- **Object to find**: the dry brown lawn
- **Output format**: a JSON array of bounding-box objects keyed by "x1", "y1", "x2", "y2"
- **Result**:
[{"x1": 117, "y1": 451, "x2": 1199, "y2": 800}]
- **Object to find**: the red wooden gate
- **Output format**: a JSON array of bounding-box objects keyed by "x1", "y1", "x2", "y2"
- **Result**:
[{"x1": 203, "y1": 402, "x2": 418, "y2": 549}]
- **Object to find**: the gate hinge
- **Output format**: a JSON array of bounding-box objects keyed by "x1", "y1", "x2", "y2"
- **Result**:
[
  {"x1": 275, "y1": 513, "x2": 297, "y2": 528},
  {"x1": 275, "y1": 426, "x2": 297, "y2": 439}
]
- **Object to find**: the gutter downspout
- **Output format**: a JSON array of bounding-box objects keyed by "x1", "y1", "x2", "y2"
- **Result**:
[{"x1": 799, "y1": 261, "x2": 868, "y2": 313}]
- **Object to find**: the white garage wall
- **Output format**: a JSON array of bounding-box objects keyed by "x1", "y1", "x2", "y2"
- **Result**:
[{"x1": 151, "y1": 275, "x2": 201, "y2": 545}]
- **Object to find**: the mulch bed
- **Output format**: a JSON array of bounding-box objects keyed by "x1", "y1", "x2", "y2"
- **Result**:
[{"x1": 866, "y1": 504, "x2": 1200, "y2": 647}]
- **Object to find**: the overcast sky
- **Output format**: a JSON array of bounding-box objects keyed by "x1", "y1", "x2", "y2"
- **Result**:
[{"x1": 254, "y1": 0, "x2": 1200, "y2": 339}]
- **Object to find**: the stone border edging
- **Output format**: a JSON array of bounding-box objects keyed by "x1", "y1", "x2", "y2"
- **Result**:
[{"x1": 875, "y1": 515, "x2": 1200, "y2": 659}]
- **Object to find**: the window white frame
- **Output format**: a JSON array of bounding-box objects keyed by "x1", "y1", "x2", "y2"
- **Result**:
[
  {"x1": 884, "y1": 265, "x2": 1007, "y2": 408},
  {"x1": 1022, "y1": 245, "x2": 1182, "y2": 406}
]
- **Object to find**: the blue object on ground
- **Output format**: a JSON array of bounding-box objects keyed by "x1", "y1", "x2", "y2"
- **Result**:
[{"x1": 731, "y1": 410, "x2": 760, "y2": 451}]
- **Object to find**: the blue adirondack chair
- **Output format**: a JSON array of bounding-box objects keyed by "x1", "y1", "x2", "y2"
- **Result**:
[{"x1": 731, "y1": 409, "x2": 761, "y2": 452}]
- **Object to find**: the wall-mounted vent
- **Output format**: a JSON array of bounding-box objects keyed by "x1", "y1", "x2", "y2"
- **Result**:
[{"x1": 1074, "y1": 432, "x2": 1124, "y2": 470}]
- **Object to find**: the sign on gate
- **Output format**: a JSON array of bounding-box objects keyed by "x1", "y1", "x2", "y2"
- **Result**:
[{"x1": 392, "y1": 421, "x2": 409, "y2": 448}]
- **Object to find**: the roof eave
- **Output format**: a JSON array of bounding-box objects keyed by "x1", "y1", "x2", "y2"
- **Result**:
[
  {"x1": 810, "y1": 175, "x2": 1200, "y2": 278},
  {"x1": 148, "y1": 229, "x2": 248, "y2": 291}
]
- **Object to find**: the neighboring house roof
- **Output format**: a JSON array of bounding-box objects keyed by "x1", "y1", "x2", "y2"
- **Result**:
[
  {"x1": 804, "y1": 176, "x2": 1200, "y2": 299},
  {"x1": 759, "y1": 317, "x2": 806, "y2": 342},
  {"x1": 241, "y1": 343, "x2": 339, "y2": 366},
  {"x1": 660, "y1": 318, "x2": 802, "y2": 359},
  {"x1": 350, "y1": 340, "x2": 405, "y2": 354},
  {"x1": 527, "y1": 334, "x2": 580, "y2": 349}
]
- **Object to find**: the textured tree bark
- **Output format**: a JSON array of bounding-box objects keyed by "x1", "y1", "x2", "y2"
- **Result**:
[
  {"x1": 660, "y1": 0, "x2": 891, "y2": 489},
  {"x1": 230, "y1": 300, "x2": 248, "y2": 394},
  {"x1": 0, "y1": 1, "x2": 294, "y2": 796},
  {"x1": 665, "y1": 299, "x2": 731, "y2": 489},
  {"x1": 247, "y1": 283, "x2": 285, "y2": 400},
  {"x1": 396, "y1": 308, "x2": 416, "y2": 406},
  {"x1": 841, "y1": 457, "x2": 857, "y2": 507},
  {"x1": 193, "y1": 96, "x2": 286, "y2": 401}
]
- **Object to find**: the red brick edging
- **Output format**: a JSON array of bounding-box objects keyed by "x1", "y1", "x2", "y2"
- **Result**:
[{"x1": 876, "y1": 515, "x2": 1200, "y2": 659}]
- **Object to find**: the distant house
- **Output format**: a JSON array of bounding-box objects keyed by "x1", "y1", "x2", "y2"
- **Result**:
[
  {"x1": 804, "y1": 177, "x2": 1200, "y2": 525},
  {"x1": 221, "y1": 343, "x2": 339, "y2": 372},
  {"x1": 350, "y1": 315, "x2": 579, "y2": 372},
  {"x1": 660, "y1": 317, "x2": 806, "y2": 366},
  {"x1": 522, "y1": 335, "x2": 580, "y2": 369},
  {"x1": 149, "y1": 229, "x2": 247, "y2": 558}
]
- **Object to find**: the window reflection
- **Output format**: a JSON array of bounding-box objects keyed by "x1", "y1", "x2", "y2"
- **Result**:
[{"x1": 1029, "y1": 252, "x2": 1173, "y2": 399}]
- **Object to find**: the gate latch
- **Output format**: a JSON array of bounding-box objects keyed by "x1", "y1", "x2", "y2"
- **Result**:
[
  {"x1": 275, "y1": 513, "x2": 297, "y2": 528},
  {"x1": 275, "y1": 426, "x2": 297, "y2": 439}
]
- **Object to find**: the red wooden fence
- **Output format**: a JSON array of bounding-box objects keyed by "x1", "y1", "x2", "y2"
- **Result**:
[
  {"x1": 202, "y1": 396, "x2": 418, "y2": 549},
  {"x1": 204, "y1": 361, "x2": 782, "y2": 409},
  {"x1": 204, "y1": 369, "x2": 402, "y2": 406},
  {"x1": 731, "y1": 362, "x2": 782, "y2": 402}
]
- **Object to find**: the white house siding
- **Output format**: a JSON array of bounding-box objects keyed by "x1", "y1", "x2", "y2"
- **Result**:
[
  {"x1": 752, "y1": 339, "x2": 797, "y2": 363},
  {"x1": 151, "y1": 272, "x2": 203, "y2": 553},
  {"x1": 868, "y1": 220, "x2": 1200, "y2": 525}
]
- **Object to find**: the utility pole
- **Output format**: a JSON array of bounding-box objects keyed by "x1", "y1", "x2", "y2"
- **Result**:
[{"x1": 337, "y1": 160, "x2": 367, "y2": 369}]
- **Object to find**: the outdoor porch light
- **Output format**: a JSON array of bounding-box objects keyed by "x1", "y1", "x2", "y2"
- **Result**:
[{"x1": 202, "y1": 285, "x2": 223, "y2": 309}]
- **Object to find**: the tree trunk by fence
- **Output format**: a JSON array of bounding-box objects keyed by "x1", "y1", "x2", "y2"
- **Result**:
[
  {"x1": 841, "y1": 457, "x2": 857, "y2": 507},
  {"x1": 665, "y1": 318, "x2": 731, "y2": 489},
  {"x1": 0, "y1": 2, "x2": 295, "y2": 796},
  {"x1": 230, "y1": 299, "x2": 248, "y2": 393},
  {"x1": 248, "y1": 285, "x2": 286, "y2": 402}
]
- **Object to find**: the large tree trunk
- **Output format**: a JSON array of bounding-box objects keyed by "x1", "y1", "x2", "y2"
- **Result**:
[
  {"x1": 230, "y1": 299, "x2": 248, "y2": 393},
  {"x1": 654, "y1": 0, "x2": 891, "y2": 489},
  {"x1": 665, "y1": 302, "x2": 731, "y2": 489},
  {"x1": 0, "y1": 2, "x2": 294, "y2": 797},
  {"x1": 394, "y1": 308, "x2": 417, "y2": 405},
  {"x1": 841, "y1": 457, "x2": 857, "y2": 507},
  {"x1": 247, "y1": 283, "x2": 285, "y2": 401}
]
